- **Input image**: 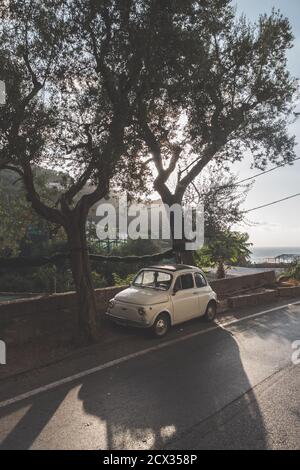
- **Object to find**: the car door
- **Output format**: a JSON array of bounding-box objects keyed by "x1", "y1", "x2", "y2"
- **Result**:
[
  {"x1": 171, "y1": 273, "x2": 199, "y2": 324},
  {"x1": 194, "y1": 272, "x2": 211, "y2": 316}
]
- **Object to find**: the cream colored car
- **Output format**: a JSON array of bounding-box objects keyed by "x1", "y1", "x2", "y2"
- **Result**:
[{"x1": 106, "y1": 265, "x2": 217, "y2": 337}]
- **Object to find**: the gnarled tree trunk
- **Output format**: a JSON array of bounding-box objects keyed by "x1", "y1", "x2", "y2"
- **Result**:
[
  {"x1": 216, "y1": 260, "x2": 226, "y2": 279},
  {"x1": 66, "y1": 215, "x2": 99, "y2": 343},
  {"x1": 21, "y1": 160, "x2": 106, "y2": 343},
  {"x1": 167, "y1": 201, "x2": 196, "y2": 265}
]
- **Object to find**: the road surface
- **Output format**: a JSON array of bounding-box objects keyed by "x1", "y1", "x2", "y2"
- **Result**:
[{"x1": 0, "y1": 302, "x2": 299, "y2": 450}]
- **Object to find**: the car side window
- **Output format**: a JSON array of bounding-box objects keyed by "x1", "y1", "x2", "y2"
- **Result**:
[
  {"x1": 194, "y1": 272, "x2": 207, "y2": 288},
  {"x1": 174, "y1": 277, "x2": 182, "y2": 291},
  {"x1": 180, "y1": 274, "x2": 194, "y2": 290},
  {"x1": 156, "y1": 271, "x2": 172, "y2": 290}
]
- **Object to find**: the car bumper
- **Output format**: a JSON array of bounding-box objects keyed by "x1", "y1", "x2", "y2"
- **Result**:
[{"x1": 105, "y1": 312, "x2": 151, "y2": 329}]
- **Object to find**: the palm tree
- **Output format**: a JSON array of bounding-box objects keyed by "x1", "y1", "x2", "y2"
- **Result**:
[{"x1": 196, "y1": 231, "x2": 252, "y2": 279}]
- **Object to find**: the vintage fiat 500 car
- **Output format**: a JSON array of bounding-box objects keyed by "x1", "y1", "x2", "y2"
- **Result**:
[{"x1": 106, "y1": 265, "x2": 217, "y2": 337}]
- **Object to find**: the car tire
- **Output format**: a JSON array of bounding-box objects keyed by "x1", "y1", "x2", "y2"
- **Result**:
[
  {"x1": 203, "y1": 301, "x2": 217, "y2": 322},
  {"x1": 151, "y1": 313, "x2": 170, "y2": 338}
]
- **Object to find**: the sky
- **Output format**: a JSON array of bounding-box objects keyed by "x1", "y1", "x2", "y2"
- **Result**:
[{"x1": 232, "y1": 0, "x2": 300, "y2": 247}]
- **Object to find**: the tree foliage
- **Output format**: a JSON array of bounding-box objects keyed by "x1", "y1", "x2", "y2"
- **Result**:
[
  {"x1": 132, "y1": 1, "x2": 297, "y2": 259},
  {"x1": 184, "y1": 164, "x2": 252, "y2": 240},
  {"x1": 196, "y1": 230, "x2": 252, "y2": 278},
  {"x1": 0, "y1": 168, "x2": 65, "y2": 255},
  {"x1": 1, "y1": 1, "x2": 199, "y2": 339}
]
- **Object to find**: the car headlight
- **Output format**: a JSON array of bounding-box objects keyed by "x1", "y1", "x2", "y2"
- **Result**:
[
  {"x1": 138, "y1": 307, "x2": 146, "y2": 316},
  {"x1": 108, "y1": 299, "x2": 115, "y2": 309}
]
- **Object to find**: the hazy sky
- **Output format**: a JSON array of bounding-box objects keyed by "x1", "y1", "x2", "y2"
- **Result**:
[{"x1": 233, "y1": 0, "x2": 300, "y2": 247}]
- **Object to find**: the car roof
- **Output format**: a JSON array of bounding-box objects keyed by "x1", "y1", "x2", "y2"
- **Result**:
[{"x1": 148, "y1": 264, "x2": 200, "y2": 272}]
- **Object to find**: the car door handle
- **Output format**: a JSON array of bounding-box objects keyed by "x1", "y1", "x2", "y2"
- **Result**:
[{"x1": 193, "y1": 292, "x2": 198, "y2": 295}]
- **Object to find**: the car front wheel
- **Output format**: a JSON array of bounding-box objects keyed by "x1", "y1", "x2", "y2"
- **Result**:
[
  {"x1": 152, "y1": 313, "x2": 170, "y2": 338},
  {"x1": 203, "y1": 301, "x2": 217, "y2": 322}
]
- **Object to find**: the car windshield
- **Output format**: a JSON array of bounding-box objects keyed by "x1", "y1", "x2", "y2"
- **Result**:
[{"x1": 133, "y1": 270, "x2": 172, "y2": 291}]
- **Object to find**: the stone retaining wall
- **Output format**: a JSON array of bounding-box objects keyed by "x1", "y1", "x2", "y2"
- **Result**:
[
  {"x1": 277, "y1": 286, "x2": 300, "y2": 298},
  {"x1": 0, "y1": 286, "x2": 125, "y2": 345},
  {"x1": 0, "y1": 272, "x2": 277, "y2": 346},
  {"x1": 228, "y1": 289, "x2": 278, "y2": 308},
  {"x1": 210, "y1": 270, "x2": 276, "y2": 298}
]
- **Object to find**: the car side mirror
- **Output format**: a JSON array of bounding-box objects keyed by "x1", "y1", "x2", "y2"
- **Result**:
[{"x1": 172, "y1": 287, "x2": 178, "y2": 295}]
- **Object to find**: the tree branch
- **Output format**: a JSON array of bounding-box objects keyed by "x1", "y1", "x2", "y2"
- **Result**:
[
  {"x1": 0, "y1": 249, "x2": 174, "y2": 269},
  {"x1": 22, "y1": 161, "x2": 65, "y2": 225}
]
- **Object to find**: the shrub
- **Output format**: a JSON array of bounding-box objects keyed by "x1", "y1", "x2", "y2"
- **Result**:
[
  {"x1": 113, "y1": 272, "x2": 135, "y2": 286},
  {"x1": 284, "y1": 262, "x2": 300, "y2": 281}
]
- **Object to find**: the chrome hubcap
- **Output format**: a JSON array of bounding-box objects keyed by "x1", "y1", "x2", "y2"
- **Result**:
[
  {"x1": 156, "y1": 318, "x2": 167, "y2": 335},
  {"x1": 208, "y1": 306, "x2": 215, "y2": 320}
]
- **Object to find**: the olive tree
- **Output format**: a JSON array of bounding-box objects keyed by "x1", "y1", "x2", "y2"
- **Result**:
[
  {"x1": 134, "y1": 1, "x2": 298, "y2": 262},
  {"x1": 0, "y1": 1, "x2": 200, "y2": 341},
  {"x1": 0, "y1": 0, "x2": 155, "y2": 341}
]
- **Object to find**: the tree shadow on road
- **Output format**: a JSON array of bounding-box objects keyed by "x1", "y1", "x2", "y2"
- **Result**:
[
  {"x1": 0, "y1": 387, "x2": 70, "y2": 450},
  {"x1": 78, "y1": 323, "x2": 268, "y2": 450},
  {"x1": 0, "y1": 322, "x2": 272, "y2": 449}
]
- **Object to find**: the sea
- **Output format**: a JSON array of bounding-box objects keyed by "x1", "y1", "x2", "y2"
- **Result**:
[{"x1": 251, "y1": 246, "x2": 300, "y2": 264}]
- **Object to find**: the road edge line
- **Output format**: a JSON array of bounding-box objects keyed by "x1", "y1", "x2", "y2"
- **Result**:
[{"x1": 1, "y1": 300, "x2": 299, "y2": 409}]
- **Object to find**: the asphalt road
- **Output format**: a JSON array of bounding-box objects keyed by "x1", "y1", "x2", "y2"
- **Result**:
[{"x1": 0, "y1": 303, "x2": 299, "y2": 450}]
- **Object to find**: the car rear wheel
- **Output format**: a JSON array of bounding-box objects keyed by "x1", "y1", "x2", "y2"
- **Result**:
[
  {"x1": 203, "y1": 301, "x2": 217, "y2": 322},
  {"x1": 152, "y1": 313, "x2": 170, "y2": 338}
]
